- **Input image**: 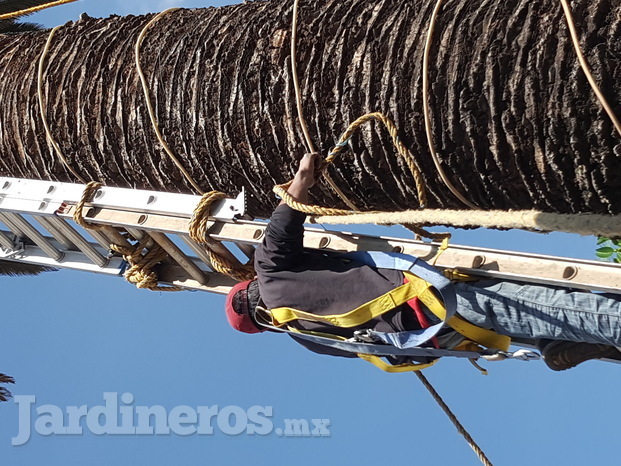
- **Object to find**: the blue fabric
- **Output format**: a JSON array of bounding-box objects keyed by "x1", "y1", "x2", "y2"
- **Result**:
[
  {"x1": 342, "y1": 252, "x2": 621, "y2": 348},
  {"x1": 340, "y1": 251, "x2": 457, "y2": 348},
  {"x1": 287, "y1": 330, "x2": 491, "y2": 359},
  {"x1": 454, "y1": 280, "x2": 621, "y2": 346}
]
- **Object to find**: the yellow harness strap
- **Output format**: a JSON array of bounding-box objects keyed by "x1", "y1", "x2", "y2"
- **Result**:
[
  {"x1": 269, "y1": 271, "x2": 511, "y2": 371},
  {"x1": 270, "y1": 272, "x2": 444, "y2": 327},
  {"x1": 447, "y1": 315, "x2": 510, "y2": 351},
  {"x1": 357, "y1": 354, "x2": 437, "y2": 373}
]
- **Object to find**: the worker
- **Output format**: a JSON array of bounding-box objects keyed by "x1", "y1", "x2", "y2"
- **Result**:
[{"x1": 225, "y1": 153, "x2": 621, "y2": 371}]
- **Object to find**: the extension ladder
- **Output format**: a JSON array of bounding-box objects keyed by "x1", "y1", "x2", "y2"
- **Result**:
[{"x1": 1, "y1": 176, "x2": 621, "y2": 296}]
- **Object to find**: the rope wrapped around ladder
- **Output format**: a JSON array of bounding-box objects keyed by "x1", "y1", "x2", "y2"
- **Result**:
[
  {"x1": 188, "y1": 191, "x2": 256, "y2": 282},
  {"x1": 73, "y1": 181, "x2": 181, "y2": 291},
  {"x1": 111, "y1": 239, "x2": 183, "y2": 292}
]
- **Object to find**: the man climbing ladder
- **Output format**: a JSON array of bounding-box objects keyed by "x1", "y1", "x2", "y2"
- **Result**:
[{"x1": 225, "y1": 153, "x2": 621, "y2": 372}]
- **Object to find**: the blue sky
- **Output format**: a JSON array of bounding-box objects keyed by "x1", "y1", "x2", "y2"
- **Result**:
[{"x1": 1, "y1": 1, "x2": 621, "y2": 465}]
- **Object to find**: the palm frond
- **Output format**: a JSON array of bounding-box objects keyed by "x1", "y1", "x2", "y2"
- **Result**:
[
  {"x1": 0, "y1": 18, "x2": 39, "y2": 32},
  {"x1": 0, "y1": 374, "x2": 15, "y2": 384},
  {"x1": 0, "y1": 260, "x2": 57, "y2": 276},
  {"x1": 0, "y1": 373, "x2": 15, "y2": 402}
]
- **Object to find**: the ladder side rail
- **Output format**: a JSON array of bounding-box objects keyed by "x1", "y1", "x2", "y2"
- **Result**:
[
  {"x1": 0, "y1": 177, "x2": 245, "y2": 219},
  {"x1": 0, "y1": 241, "x2": 124, "y2": 275},
  {"x1": 57, "y1": 206, "x2": 621, "y2": 294}
]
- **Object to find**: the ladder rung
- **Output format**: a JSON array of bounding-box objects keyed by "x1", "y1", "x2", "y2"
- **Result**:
[
  {"x1": 180, "y1": 236, "x2": 217, "y2": 269},
  {"x1": 1, "y1": 213, "x2": 64, "y2": 262},
  {"x1": 84, "y1": 228, "x2": 116, "y2": 251},
  {"x1": 36, "y1": 217, "x2": 76, "y2": 250},
  {"x1": 44, "y1": 217, "x2": 108, "y2": 268},
  {"x1": 148, "y1": 232, "x2": 207, "y2": 285},
  {"x1": 203, "y1": 241, "x2": 244, "y2": 269},
  {"x1": 0, "y1": 212, "x2": 25, "y2": 237},
  {"x1": 180, "y1": 236, "x2": 246, "y2": 272},
  {"x1": 125, "y1": 227, "x2": 146, "y2": 241},
  {"x1": 99, "y1": 226, "x2": 134, "y2": 250},
  {"x1": 0, "y1": 230, "x2": 14, "y2": 250},
  {"x1": 235, "y1": 242, "x2": 256, "y2": 260},
  {"x1": 156, "y1": 264, "x2": 236, "y2": 295}
]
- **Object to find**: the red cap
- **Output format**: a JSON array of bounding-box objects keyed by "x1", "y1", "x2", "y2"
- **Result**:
[{"x1": 225, "y1": 280, "x2": 266, "y2": 334}]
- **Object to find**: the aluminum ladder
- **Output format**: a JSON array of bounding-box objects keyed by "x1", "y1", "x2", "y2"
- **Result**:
[{"x1": 0, "y1": 176, "x2": 620, "y2": 296}]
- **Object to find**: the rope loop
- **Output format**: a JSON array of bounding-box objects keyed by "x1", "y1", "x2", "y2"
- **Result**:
[
  {"x1": 73, "y1": 181, "x2": 106, "y2": 230},
  {"x1": 325, "y1": 112, "x2": 427, "y2": 208},
  {"x1": 189, "y1": 191, "x2": 256, "y2": 282},
  {"x1": 188, "y1": 191, "x2": 228, "y2": 243},
  {"x1": 274, "y1": 112, "x2": 437, "y2": 236}
]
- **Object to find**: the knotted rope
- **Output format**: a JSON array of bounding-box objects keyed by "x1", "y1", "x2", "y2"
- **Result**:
[
  {"x1": 275, "y1": 112, "x2": 427, "y2": 212},
  {"x1": 274, "y1": 112, "x2": 450, "y2": 241},
  {"x1": 73, "y1": 181, "x2": 181, "y2": 291},
  {"x1": 110, "y1": 239, "x2": 183, "y2": 292}
]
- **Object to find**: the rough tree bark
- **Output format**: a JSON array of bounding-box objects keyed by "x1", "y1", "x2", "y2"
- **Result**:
[{"x1": 0, "y1": 0, "x2": 619, "y2": 219}]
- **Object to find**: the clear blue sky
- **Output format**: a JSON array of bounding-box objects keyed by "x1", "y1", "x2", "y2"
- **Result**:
[{"x1": 1, "y1": 1, "x2": 620, "y2": 465}]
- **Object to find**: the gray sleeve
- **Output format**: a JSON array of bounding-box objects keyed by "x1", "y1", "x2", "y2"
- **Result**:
[{"x1": 254, "y1": 204, "x2": 307, "y2": 274}]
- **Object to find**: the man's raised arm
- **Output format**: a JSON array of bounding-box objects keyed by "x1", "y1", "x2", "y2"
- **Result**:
[{"x1": 254, "y1": 153, "x2": 322, "y2": 273}]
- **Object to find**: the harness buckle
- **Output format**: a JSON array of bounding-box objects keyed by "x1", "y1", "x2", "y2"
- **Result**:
[
  {"x1": 482, "y1": 349, "x2": 541, "y2": 362},
  {"x1": 350, "y1": 330, "x2": 379, "y2": 344}
]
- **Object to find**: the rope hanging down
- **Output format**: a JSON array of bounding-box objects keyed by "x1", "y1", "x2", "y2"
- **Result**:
[
  {"x1": 135, "y1": 10, "x2": 256, "y2": 282},
  {"x1": 559, "y1": 0, "x2": 621, "y2": 138},
  {"x1": 0, "y1": 0, "x2": 77, "y2": 20},
  {"x1": 135, "y1": 8, "x2": 204, "y2": 195},
  {"x1": 290, "y1": 0, "x2": 358, "y2": 211},
  {"x1": 38, "y1": 25, "x2": 87, "y2": 184},
  {"x1": 415, "y1": 372, "x2": 494, "y2": 466},
  {"x1": 422, "y1": 0, "x2": 478, "y2": 210}
]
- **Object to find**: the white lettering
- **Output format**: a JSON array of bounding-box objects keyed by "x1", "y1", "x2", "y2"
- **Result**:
[
  {"x1": 217, "y1": 406, "x2": 247, "y2": 435},
  {"x1": 12, "y1": 395, "x2": 35, "y2": 446},
  {"x1": 168, "y1": 406, "x2": 197, "y2": 436}
]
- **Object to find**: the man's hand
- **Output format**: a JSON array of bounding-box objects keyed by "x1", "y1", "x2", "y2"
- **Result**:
[
  {"x1": 294, "y1": 152, "x2": 322, "y2": 190},
  {"x1": 284, "y1": 153, "x2": 322, "y2": 205}
]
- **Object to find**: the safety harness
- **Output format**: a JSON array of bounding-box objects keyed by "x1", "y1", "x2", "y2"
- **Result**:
[{"x1": 255, "y1": 252, "x2": 536, "y2": 373}]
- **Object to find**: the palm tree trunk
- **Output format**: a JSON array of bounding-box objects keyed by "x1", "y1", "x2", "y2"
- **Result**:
[{"x1": 0, "y1": 0, "x2": 619, "y2": 219}]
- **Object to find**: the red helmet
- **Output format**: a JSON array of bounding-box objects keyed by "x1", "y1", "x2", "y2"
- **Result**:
[{"x1": 224, "y1": 280, "x2": 266, "y2": 334}]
